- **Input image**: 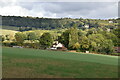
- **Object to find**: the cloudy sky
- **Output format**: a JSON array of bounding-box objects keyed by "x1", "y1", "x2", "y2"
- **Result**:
[{"x1": 0, "y1": 0, "x2": 119, "y2": 19}]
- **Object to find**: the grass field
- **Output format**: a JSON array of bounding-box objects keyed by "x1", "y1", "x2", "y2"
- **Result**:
[
  {"x1": 0, "y1": 29, "x2": 18, "y2": 36},
  {"x1": 2, "y1": 47, "x2": 119, "y2": 78}
]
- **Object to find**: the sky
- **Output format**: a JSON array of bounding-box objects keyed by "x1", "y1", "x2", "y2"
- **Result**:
[{"x1": 0, "y1": 0, "x2": 119, "y2": 19}]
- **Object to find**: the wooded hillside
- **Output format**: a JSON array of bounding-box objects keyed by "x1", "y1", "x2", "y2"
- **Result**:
[{"x1": 2, "y1": 16, "x2": 118, "y2": 30}]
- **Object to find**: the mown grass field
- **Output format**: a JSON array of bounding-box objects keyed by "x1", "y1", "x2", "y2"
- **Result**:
[{"x1": 2, "y1": 47, "x2": 119, "y2": 78}]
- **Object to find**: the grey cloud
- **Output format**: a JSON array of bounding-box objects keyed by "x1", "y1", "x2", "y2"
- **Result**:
[
  {"x1": 41, "y1": 2, "x2": 115, "y2": 13},
  {"x1": 33, "y1": 2, "x2": 117, "y2": 19},
  {"x1": 48, "y1": 2, "x2": 117, "y2": 19},
  {"x1": 0, "y1": 1, "x2": 118, "y2": 19}
]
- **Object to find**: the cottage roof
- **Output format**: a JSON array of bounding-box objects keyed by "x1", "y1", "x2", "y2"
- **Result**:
[{"x1": 56, "y1": 43, "x2": 63, "y2": 47}]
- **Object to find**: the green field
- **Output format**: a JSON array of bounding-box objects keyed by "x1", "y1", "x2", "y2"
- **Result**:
[{"x1": 2, "y1": 47, "x2": 118, "y2": 78}]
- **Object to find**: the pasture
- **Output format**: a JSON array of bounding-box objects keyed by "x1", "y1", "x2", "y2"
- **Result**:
[
  {"x1": 0, "y1": 29, "x2": 18, "y2": 36},
  {"x1": 2, "y1": 47, "x2": 118, "y2": 78}
]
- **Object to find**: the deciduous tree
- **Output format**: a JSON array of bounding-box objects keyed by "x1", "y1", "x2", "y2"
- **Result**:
[{"x1": 39, "y1": 32, "x2": 53, "y2": 48}]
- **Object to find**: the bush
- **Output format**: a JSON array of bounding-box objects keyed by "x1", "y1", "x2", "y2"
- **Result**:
[
  {"x1": 23, "y1": 43, "x2": 40, "y2": 49},
  {"x1": 76, "y1": 49, "x2": 81, "y2": 52},
  {"x1": 2, "y1": 40, "x2": 17, "y2": 47},
  {"x1": 111, "y1": 53, "x2": 120, "y2": 56}
]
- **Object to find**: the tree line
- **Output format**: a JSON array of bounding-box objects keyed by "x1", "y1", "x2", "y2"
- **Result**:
[{"x1": 1, "y1": 24, "x2": 120, "y2": 55}]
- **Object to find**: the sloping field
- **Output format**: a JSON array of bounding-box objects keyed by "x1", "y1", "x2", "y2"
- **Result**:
[
  {"x1": 0, "y1": 29, "x2": 18, "y2": 36},
  {"x1": 2, "y1": 47, "x2": 118, "y2": 78}
]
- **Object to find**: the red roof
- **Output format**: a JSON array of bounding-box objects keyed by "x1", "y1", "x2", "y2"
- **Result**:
[{"x1": 114, "y1": 47, "x2": 120, "y2": 53}]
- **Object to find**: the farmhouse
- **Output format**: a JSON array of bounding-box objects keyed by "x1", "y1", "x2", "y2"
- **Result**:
[{"x1": 50, "y1": 41, "x2": 67, "y2": 51}]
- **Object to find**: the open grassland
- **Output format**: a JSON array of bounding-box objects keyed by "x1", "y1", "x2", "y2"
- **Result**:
[
  {"x1": 0, "y1": 29, "x2": 18, "y2": 36},
  {"x1": 2, "y1": 47, "x2": 118, "y2": 78},
  {"x1": 24, "y1": 29, "x2": 66, "y2": 36},
  {"x1": 1, "y1": 27, "x2": 65, "y2": 37}
]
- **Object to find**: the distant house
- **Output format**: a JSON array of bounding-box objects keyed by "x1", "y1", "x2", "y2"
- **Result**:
[
  {"x1": 109, "y1": 21, "x2": 113, "y2": 23},
  {"x1": 84, "y1": 25, "x2": 89, "y2": 28},
  {"x1": 114, "y1": 47, "x2": 120, "y2": 53},
  {"x1": 107, "y1": 29, "x2": 111, "y2": 32},
  {"x1": 50, "y1": 41, "x2": 67, "y2": 51}
]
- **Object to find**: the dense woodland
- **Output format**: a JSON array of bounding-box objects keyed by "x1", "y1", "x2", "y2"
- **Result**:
[
  {"x1": 2, "y1": 16, "x2": 119, "y2": 30},
  {"x1": 1, "y1": 16, "x2": 120, "y2": 55}
]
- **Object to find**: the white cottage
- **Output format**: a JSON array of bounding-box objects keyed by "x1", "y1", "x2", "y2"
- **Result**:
[
  {"x1": 109, "y1": 21, "x2": 113, "y2": 23},
  {"x1": 84, "y1": 25, "x2": 89, "y2": 28},
  {"x1": 50, "y1": 41, "x2": 67, "y2": 51}
]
